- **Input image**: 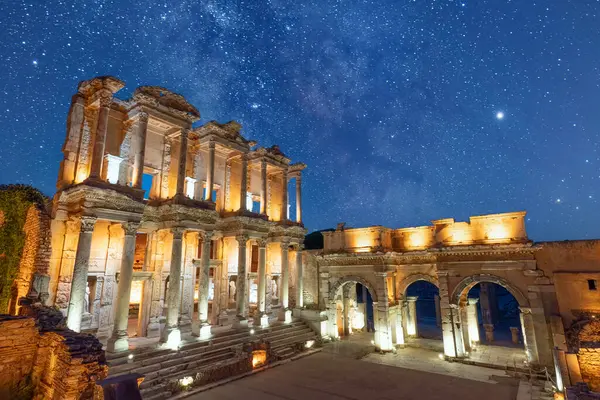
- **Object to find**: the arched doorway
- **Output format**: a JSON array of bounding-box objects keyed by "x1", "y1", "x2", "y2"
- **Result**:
[
  {"x1": 451, "y1": 274, "x2": 539, "y2": 365},
  {"x1": 405, "y1": 281, "x2": 442, "y2": 340}
]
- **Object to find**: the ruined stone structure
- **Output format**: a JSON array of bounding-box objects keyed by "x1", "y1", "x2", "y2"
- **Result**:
[
  {"x1": 34, "y1": 75, "x2": 305, "y2": 353},
  {"x1": 304, "y1": 212, "x2": 600, "y2": 391}
]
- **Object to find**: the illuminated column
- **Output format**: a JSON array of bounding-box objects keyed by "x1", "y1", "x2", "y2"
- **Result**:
[
  {"x1": 279, "y1": 240, "x2": 291, "y2": 322},
  {"x1": 175, "y1": 129, "x2": 188, "y2": 196},
  {"x1": 233, "y1": 234, "x2": 249, "y2": 328},
  {"x1": 161, "y1": 227, "x2": 184, "y2": 347},
  {"x1": 89, "y1": 93, "x2": 112, "y2": 179},
  {"x1": 280, "y1": 169, "x2": 288, "y2": 221},
  {"x1": 66, "y1": 216, "x2": 97, "y2": 332},
  {"x1": 395, "y1": 306, "x2": 405, "y2": 345},
  {"x1": 295, "y1": 245, "x2": 304, "y2": 308},
  {"x1": 255, "y1": 238, "x2": 268, "y2": 327},
  {"x1": 239, "y1": 154, "x2": 248, "y2": 211},
  {"x1": 343, "y1": 284, "x2": 351, "y2": 336},
  {"x1": 295, "y1": 175, "x2": 302, "y2": 223},
  {"x1": 362, "y1": 285, "x2": 369, "y2": 331},
  {"x1": 107, "y1": 222, "x2": 139, "y2": 352},
  {"x1": 519, "y1": 307, "x2": 539, "y2": 364},
  {"x1": 434, "y1": 294, "x2": 441, "y2": 327},
  {"x1": 204, "y1": 140, "x2": 215, "y2": 201},
  {"x1": 373, "y1": 272, "x2": 392, "y2": 351},
  {"x1": 192, "y1": 231, "x2": 213, "y2": 338},
  {"x1": 406, "y1": 296, "x2": 418, "y2": 337},
  {"x1": 132, "y1": 112, "x2": 148, "y2": 188},
  {"x1": 466, "y1": 298, "x2": 480, "y2": 345},
  {"x1": 260, "y1": 160, "x2": 267, "y2": 214}
]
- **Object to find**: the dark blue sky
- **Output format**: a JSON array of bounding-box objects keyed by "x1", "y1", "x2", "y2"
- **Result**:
[{"x1": 1, "y1": 1, "x2": 599, "y2": 241}]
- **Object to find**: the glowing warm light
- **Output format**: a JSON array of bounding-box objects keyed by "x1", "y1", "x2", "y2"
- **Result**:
[
  {"x1": 185, "y1": 177, "x2": 196, "y2": 199},
  {"x1": 105, "y1": 154, "x2": 123, "y2": 184},
  {"x1": 179, "y1": 376, "x2": 194, "y2": 387},
  {"x1": 128, "y1": 354, "x2": 134, "y2": 360},
  {"x1": 305, "y1": 340, "x2": 315, "y2": 349},
  {"x1": 438, "y1": 353, "x2": 445, "y2": 360},
  {"x1": 487, "y1": 224, "x2": 508, "y2": 240},
  {"x1": 252, "y1": 350, "x2": 267, "y2": 368},
  {"x1": 370, "y1": 340, "x2": 375, "y2": 345},
  {"x1": 409, "y1": 231, "x2": 426, "y2": 248},
  {"x1": 250, "y1": 329, "x2": 255, "y2": 335},
  {"x1": 129, "y1": 281, "x2": 143, "y2": 304},
  {"x1": 452, "y1": 228, "x2": 469, "y2": 243},
  {"x1": 284, "y1": 310, "x2": 292, "y2": 324},
  {"x1": 351, "y1": 311, "x2": 365, "y2": 330},
  {"x1": 164, "y1": 330, "x2": 181, "y2": 351}
]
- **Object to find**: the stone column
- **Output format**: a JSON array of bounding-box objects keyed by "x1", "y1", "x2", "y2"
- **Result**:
[
  {"x1": 161, "y1": 227, "x2": 185, "y2": 347},
  {"x1": 239, "y1": 154, "x2": 248, "y2": 211},
  {"x1": 373, "y1": 272, "x2": 392, "y2": 351},
  {"x1": 175, "y1": 129, "x2": 188, "y2": 196},
  {"x1": 438, "y1": 273, "x2": 466, "y2": 358},
  {"x1": 466, "y1": 298, "x2": 480, "y2": 345},
  {"x1": 362, "y1": 284, "x2": 369, "y2": 331},
  {"x1": 193, "y1": 231, "x2": 213, "y2": 338},
  {"x1": 280, "y1": 169, "x2": 288, "y2": 221},
  {"x1": 89, "y1": 93, "x2": 112, "y2": 179},
  {"x1": 233, "y1": 234, "x2": 249, "y2": 328},
  {"x1": 66, "y1": 216, "x2": 97, "y2": 332},
  {"x1": 260, "y1": 160, "x2": 267, "y2": 215},
  {"x1": 519, "y1": 307, "x2": 539, "y2": 364},
  {"x1": 204, "y1": 140, "x2": 215, "y2": 201},
  {"x1": 295, "y1": 175, "x2": 302, "y2": 223},
  {"x1": 295, "y1": 245, "x2": 304, "y2": 308},
  {"x1": 107, "y1": 222, "x2": 139, "y2": 352},
  {"x1": 342, "y1": 284, "x2": 352, "y2": 336},
  {"x1": 434, "y1": 293, "x2": 441, "y2": 328},
  {"x1": 133, "y1": 112, "x2": 148, "y2": 188},
  {"x1": 255, "y1": 238, "x2": 268, "y2": 327},
  {"x1": 279, "y1": 240, "x2": 291, "y2": 322},
  {"x1": 395, "y1": 305, "x2": 405, "y2": 345},
  {"x1": 406, "y1": 296, "x2": 418, "y2": 337}
]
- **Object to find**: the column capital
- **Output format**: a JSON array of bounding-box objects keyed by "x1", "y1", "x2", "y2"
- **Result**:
[
  {"x1": 122, "y1": 221, "x2": 139, "y2": 236},
  {"x1": 180, "y1": 128, "x2": 190, "y2": 138},
  {"x1": 467, "y1": 297, "x2": 479, "y2": 306},
  {"x1": 171, "y1": 227, "x2": 185, "y2": 239},
  {"x1": 208, "y1": 140, "x2": 216, "y2": 149},
  {"x1": 79, "y1": 216, "x2": 97, "y2": 232},
  {"x1": 200, "y1": 230, "x2": 214, "y2": 241},
  {"x1": 136, "y1": 111, "x2": 149, "y2": 123},
  {"x1": 519, "y1": 306, "x2": 532, "y2": 314},
  {"x1": 295, "y1": 243, "x2": 304, "y2": 251},
  {"x1": 280, "y1": 239, "x2": 291, "y2": 250},
  {"x1": 407, "y1": 296, "x2": 418, "y2": 302},
  {"x1": 256, "y1": 238, "x2": 268, "y2": 248},
  {"x1": 97, "y1": 91, "x2": 113, "y2": 107},
  {"x1": 236, "y1": 234, "x2": 249, "y2": 245}
]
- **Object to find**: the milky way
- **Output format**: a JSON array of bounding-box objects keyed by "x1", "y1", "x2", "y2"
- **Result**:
[{"x1": 1, "y1": 0, "x2": 599, "y2": 240}]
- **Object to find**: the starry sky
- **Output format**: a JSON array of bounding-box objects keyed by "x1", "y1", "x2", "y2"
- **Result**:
[{"x1": 1, "y1": 1, "x2": 600, "y2": 241}]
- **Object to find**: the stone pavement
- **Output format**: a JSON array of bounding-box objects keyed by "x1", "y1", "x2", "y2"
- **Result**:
[{"x1": 188, "y1": 350, "x2": 520, "y2": 400}]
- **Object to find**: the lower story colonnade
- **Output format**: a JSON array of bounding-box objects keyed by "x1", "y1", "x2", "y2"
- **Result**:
[{"x1": 48, "y1": 213, "x2": 306, "y2": 353}]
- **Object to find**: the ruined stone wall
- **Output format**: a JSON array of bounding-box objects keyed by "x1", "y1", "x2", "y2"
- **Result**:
[
  {"x1": 578, "y1": 348, "x2": 600, "y2": 392},
  {"x1": 0, "y1": 314, "x2": 107, "y2": 400},
  {"x1": 303, "y1": 251, "x2": 319, "y2": 306},
  {"x1": 573, "y1": 319, "x2": 600, "y2": 392}
]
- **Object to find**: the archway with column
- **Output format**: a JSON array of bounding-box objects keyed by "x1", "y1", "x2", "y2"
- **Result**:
[
  {"x1": 450, "y1": 274, "x2": 539, "y2": 365},
  {"x1": 399, "y1": 274, "x2": 442, "y2": 343}
]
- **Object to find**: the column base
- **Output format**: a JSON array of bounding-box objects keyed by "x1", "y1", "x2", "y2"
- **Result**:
[
  {"x1": 106, "y1": 332, "x2": 129, "y2": 353},
  {"x1": 146, "y1": 320, "x2": 161, "y2": 338},
  {"x1": 254, "y1": 314, "x2": 269, "y2": 328},
  {"x1": 160, "y1": 326, "x2": 181, "y2": 350},
  {"x1": 232, "y1": 316, "x2": 248, "y2": 330},
  {"x1": 192, "y1": 321, "x2": 212, "y2": 339},
  {"x1": 279, "y1": 309, "x2": 292, "y2": 323}
]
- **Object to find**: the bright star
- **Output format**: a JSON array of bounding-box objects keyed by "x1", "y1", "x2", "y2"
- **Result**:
[
  {"x1": 32, "y1": 60, "x2": 38, "y2": 66},
  {"x1": 496, "y1": 111, "x2": 504, "y2": 120}
]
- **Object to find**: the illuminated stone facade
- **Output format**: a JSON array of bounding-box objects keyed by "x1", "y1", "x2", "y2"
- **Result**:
[
  {"x1": 310, "y1": 212, "x2": 600, "y2": 391},
  {"x1": 44, "y1": 76, "x2": 306, "y2": 351}
]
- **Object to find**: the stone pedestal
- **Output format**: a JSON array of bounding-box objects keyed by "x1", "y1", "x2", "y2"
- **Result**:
[
  {"x1": 66, "y1": 216, "x2": 96, "y2": 332},
  {"x1": 107, "y1": 222, "x2": 139, "y2": 353},
  {"x1": 484, "y1": 323, "x2": 494, "y2": 342},
  {"x1": 510, "y1": 327, "x2": 520, "y2": 344}
]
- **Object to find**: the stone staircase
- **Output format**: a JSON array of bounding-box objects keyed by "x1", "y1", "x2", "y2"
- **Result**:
[{"x1": 106, "y1": 320, "x2": 318, "y2": 399}]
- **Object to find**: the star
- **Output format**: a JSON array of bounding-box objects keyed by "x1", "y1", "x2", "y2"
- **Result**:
[{"x1": 496, "y1": 111, "x2": 504, "y2": 120}]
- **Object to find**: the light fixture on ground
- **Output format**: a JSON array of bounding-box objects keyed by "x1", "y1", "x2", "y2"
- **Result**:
[
  {"x1": 250, "y1": 328, "x2": 255, "y2": 335},
  {"x1": 179, "y1": 376, "x2": 193, "y2": 387},
  {"x1": 252, "y1": 350, "x2": 267, "y2": 368},
  {"x1": 305, "y1": 340, "x2": 315, "y2": 349}
]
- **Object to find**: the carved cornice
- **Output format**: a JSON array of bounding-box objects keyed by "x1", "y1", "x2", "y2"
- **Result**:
[
  {"x1": 194, "y1": 120, "x2": 251, "y2": 149},
  {"x1": 55, "y1": 185, "x2": 146, "y2": 217},
  {"x1": 143, "y1": 203, "x2": 219, "y2": 226},
  {"x1": 132, "y1": 86, "x2": 200, "y2": 122}
]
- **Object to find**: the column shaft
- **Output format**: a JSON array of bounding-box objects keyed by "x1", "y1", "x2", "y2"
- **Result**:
[
  {"x1": 407, "y1": 296, "x2": 418, "y2": 336},
  {"x1": 295, "y1": 176, "x2": 302, "y2": 223},
  {"x1": 197, "y1": 234, "x2": 212, "y2": 323},
  {"x1": 466, "y1": 298, "x2": 480, "y2": 345},
  {"x1": 204, "y1": 141, "x2": 215, "y2": 201},
  {"x1": 260, "y1": 160, "x2": 267, "y2": 214},
  {"x1": 280, "y1": 242, "x2": 289, "y2": 309},
  {"x1": 257, "y1": 241, "x2": 267, "y2": 314},
  {"x1": 520, "y1": 307, "x2": 539, "y2": 364},
  {"x1": 235, "y1": 235, "x2": 248, "y2": 319},
  {"x1": 161, "y1": 228, "x2": 184, "y2": 344},
  {"x1": 175, "y1": 129, "x2": 188, "y2": 196},
  {"x1": 89, "y1": 95, "x2": 111, "y2": 179},
  {"x1": 239, "y1": 155, "x2": 248, "y2": 211},
  {"x1": 107, "y1": 222, "x2": 139, "y2": 352},
  {"x1": 434, "y1": 293, "x2": 441, "y2": 327},
  {"x1": 133, "y1": 112, "x2": 148, "y2": 188},
  {"x1": 296, "y1": 247, "x2": 303, "y2": 308},
  {"x1": 280, "y1": 170, "x2": 288, "y2": 221},
  {"x1": 66, "y1": 216, "x2": 96, "y2": 332}
]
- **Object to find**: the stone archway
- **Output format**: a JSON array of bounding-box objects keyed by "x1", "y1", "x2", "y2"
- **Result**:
[
  {"x1": 450, "y1": 274, "x2": 529, "y2": 307},
  {"x1": 449, "y1": 274, "x2": 537, "y2": 364},
  {"x1": 398, "y1": 274, "x2": 441, "y2": 341},
  {"x1": 328, "y1": 275, "x2": 378, "y2": 303},
  {"x1": 398, "y1": 273, "x2": 439, "y2": 299}
]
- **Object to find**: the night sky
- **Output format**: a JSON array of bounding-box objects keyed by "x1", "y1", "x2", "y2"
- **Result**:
[{"x1": 1, "y1": 1, "x2": 599, "y2": 241}]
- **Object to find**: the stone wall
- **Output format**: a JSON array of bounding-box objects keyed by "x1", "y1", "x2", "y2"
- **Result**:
[
  {"x1": 0, "y1": 312, "x2": 107, "y2": 400},
  {"x1": 303, "y1": 251, "x2": 320, "y2": 307},
  {"x1": 578, "y1": 348, "x2": 600, "y2": 392}
]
